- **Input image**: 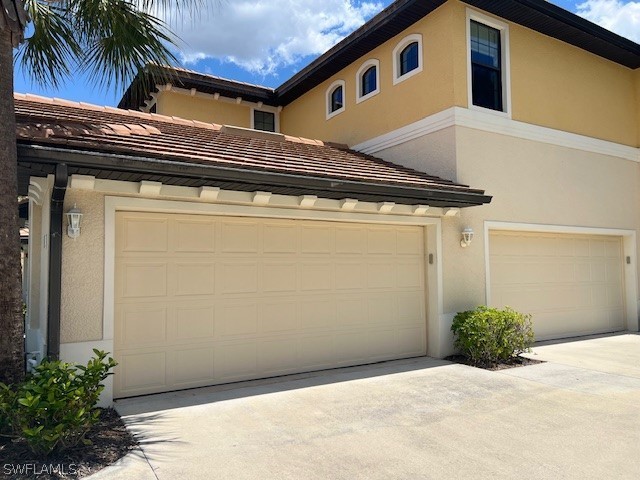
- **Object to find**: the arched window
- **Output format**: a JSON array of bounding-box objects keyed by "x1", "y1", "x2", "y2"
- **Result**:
[
  {"x1": 330, "y1": 85, "x2": 343, "y2": 113},
  {"x1": 355, "y1": 59, "x2": 380, "y2": 103},
  {"x1": 393, "y1": 34, "x2": 423, "y2": 85},
  {"x1": 325, "y1": 80, "x2": 346, "y2": 119},
  {"x1": 400, "y1": 42, "x2": 419, "y2": 76},
  {"x1": 361, "y1": 66, "x2": 377, "y2": 96}
]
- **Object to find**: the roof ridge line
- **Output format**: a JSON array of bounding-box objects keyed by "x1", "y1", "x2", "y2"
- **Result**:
[{"x1": 157, "y1": 64, "x2": 276, "y2": 92}]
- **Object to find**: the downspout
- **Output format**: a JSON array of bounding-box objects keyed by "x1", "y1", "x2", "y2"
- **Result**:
[{"x1": 47, "y1": 164, "x2": 68, "y2": 360}]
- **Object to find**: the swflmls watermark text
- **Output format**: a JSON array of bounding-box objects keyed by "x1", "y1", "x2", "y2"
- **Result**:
[{"x1": 3, "y1": 463, "x2": 78, "y2": 476}]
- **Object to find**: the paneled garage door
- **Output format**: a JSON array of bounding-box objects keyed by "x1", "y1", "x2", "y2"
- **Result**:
[
  {"x1": 114, "y1": 212, "x2": 427, "y2": 398},
  {"x1": 489, "y1": 231, "x2": 625, "y2": 341}
]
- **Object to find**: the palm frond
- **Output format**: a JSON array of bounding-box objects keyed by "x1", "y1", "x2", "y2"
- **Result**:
[
  {"x1": 137, "y1": 0, "x2": 208, "y2": 25},
  {"x1": 17, "y1": 0, "x2": 215, "y2": 92},
  {"x1": 14, "y1": 0, "x2": 81, "y2": 88},
  {"x1": 72, "y1": 0, "x2": 179, "y2": 91}
]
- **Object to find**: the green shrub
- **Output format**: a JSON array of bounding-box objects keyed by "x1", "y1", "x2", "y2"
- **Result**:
[
  {"x1": 0, "y1": 350, "x2": 117, "y2": 456},
  {"x1": 451, "y1": 306, "x2": 534, "y2": 366}
]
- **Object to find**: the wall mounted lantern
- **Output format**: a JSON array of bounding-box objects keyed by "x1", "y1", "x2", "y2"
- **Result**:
[
  {"x1": 66, "y1": 204, "x2": 83, "y2": 239},
  {"x1": 460, "y1": 227, "x2": 474, "y2": 248}
]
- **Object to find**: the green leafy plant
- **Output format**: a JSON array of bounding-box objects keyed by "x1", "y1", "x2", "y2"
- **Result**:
[
  {"x1": 0, "y1": 349, "x2": 117, "y2": 456},
  {"x1": 451, "y1": 306, "x2": 534, "y2": 366}
]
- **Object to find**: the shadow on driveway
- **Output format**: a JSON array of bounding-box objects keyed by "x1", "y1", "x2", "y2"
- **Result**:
[
  {"x1": 114, "y1": 356, "x2": 451, "y2": 415},
  {"x1": 109, "y1": 340, "x2": 640, "y2": 480}
]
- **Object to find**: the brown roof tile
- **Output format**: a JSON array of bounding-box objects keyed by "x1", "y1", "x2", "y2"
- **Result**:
[{"x1": 14, "y1": 93, "x2": 487, "y2": 199}]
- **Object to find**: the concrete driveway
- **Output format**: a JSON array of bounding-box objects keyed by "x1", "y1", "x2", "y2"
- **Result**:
[{"x1": 96, "y1": 334, "x2": 640, "y2": 480}]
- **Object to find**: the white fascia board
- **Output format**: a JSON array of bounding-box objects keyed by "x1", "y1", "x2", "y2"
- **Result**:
[{"x1": 92, "y1": 177, "x2": 447, "y2": 218}]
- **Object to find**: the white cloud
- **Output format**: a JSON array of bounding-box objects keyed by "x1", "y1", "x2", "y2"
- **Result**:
[
  {"x1": 164, "y1": 0, "x2": 384, "y2": 76},
  {"x1": 575, "y1": 1, "x2": 640, "y2": 42}
]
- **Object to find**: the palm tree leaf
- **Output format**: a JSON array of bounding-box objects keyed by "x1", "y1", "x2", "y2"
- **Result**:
[
  {"x1": 14, "y1": 0, "x2": 81, "y2": 88},
  {"x1": 137, "y1": 0, "x2": 207, "y2": 25},
  {"x1": 15, "y1": 0, "x2": 213, "y2": 92},
  {"x1": 72, "y1": 0, "x2": 180, "y2": 91}
]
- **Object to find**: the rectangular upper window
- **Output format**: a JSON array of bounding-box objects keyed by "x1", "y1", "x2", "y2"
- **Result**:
[
  {"x1": 470, "y1": 20, "x2": 502, "y2": 111},
  {"x1": 253, "y1": 110, "x2": 275, "y2": 132},
  {"x1": 466, "y1": 9, "x2": 511, "y2": 117}
]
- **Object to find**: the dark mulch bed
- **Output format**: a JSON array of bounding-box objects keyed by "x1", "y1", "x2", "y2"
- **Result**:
[
  {"x1": 445, "y1": 355, "x2": 545, "y2": 371},
  {"x1": 0, "y1": 408, "x2": 137, "y2": 479}
]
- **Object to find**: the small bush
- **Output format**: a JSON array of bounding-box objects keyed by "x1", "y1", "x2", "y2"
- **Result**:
[
  {"x1": 451, "y1": 306, "x2": 534, "y2": 366},
  {"x1": 0, "y1": 349, "x2": 117, "y2": 456}
]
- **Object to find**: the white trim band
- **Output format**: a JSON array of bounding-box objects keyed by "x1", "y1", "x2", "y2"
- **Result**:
[{"x1": 352, "y1": 106, "x2": 640, "y2": 162}]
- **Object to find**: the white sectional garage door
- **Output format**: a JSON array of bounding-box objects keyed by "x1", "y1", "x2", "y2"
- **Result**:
[
  {"x1": 113, "y1": 212, "x2": 427, "y2": 398},
  {"x1": 489, "y1": 231, "x2": 625, "y2": 341}
]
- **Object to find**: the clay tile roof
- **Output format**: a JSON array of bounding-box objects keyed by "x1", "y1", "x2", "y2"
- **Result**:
[{"x1": 14, "y1": 93, "x2": 490, "y2": 204}]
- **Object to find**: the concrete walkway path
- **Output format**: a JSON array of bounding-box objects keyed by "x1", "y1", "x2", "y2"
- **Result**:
[{"x1": 100, "y1": 333, "x2": 640, "y2": 480}]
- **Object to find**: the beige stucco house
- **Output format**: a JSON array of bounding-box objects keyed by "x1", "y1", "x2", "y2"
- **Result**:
[{"x1": 18, "y1": 0, "x2": 640, "y2": 403}]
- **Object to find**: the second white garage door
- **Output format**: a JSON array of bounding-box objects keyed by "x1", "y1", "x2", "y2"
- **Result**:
[
  {"x1": 114, "y1": 212, "x2": 427, "y2": 398},
  {"x1": 489, "y1": 231, "x2": 625, "y2": 341}
]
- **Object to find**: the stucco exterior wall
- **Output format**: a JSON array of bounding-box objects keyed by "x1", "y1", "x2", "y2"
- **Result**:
[
  {"x1": 508, "y1": 22, "x2": 638, "y2": 147},
  {"x1": 280, "y1": 1, "x2": 461, "y2": 146},
  {"x1": 455, "y1": 127, "x2": 639, "y2": 229},
  {"x1": 375, "y1": 126, "x2": 458, "y2": 182},
  {"x1": 374, "y1": 127, "x2": 640, "y2": 316},
  {"x1": 455, "y1": 129, "x2": 640, "y2": 314},
  {"x1": 636, "y1": 69, "x2": 640, "y2": 145},
  {"x1": 281, "y1": 0, "x2": 638, "y2": 148},
  {"x1": 156, "y1": 90, "x2": 252, "y2": 128},
  {"x1": 61, "y1": 189, "x2": 105, "y2": 343}
]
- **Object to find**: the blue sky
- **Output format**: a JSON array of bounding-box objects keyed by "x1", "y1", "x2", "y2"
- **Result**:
[{"x1": 12, "y1": 0, "x2": 640, "y2": 106}]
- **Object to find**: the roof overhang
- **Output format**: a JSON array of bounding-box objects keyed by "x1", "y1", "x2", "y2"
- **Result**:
[
  {"x1": 276, "y1": 0, "x2": 447, "y2": 105},
  {"x1": 17, "y1": 143, "x2": 492, "y2": 208},
  {"x1": 465, "y1": 0, "x2": 640, "y2": 68},
  {"x1": 119, "y1": 67, "x2": 278, "y2": 110}
]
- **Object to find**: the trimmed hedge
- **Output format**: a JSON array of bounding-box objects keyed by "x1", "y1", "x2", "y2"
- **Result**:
[{"x1": 451, "y1": 306, "x2": 534, "y2": 366}]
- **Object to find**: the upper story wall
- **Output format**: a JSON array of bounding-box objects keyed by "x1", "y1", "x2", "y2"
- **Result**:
[
  {"x1": 507, "y1": 14, "x2": 637, "y2": 147},
  {"x1": 280, "y1": 0, "x2": 639, "y2": 148},
  {"x1": 280, "y1": 1, "x2": 465, "y2": 146},
  {"x1": 636, "y1": 69, "x2": 640, "y2": 143},
  {"x1": 156, "y1": 90, "x2": 253, "y2": 129}
]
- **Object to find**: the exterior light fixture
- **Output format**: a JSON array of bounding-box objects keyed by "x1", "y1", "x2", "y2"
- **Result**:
[
  {"x1": 461, "y1": 227, "x2": 474, "y2": 248},
  {"x1": 66, "y1": 204, "x2": 83, "y2": 239}
]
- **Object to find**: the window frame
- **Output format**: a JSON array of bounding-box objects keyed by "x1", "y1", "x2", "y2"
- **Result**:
[
  {"x1": 355, "y1": 59, "x2": 380, "y2": 104},
  {"x1": 466, "y1": 9, "x2": 511, "y2": 117},
  {"x1": 250, "y1": 107, "x2": 279, "y2": 132},
  {"x1": 251, "y1": 107, "x2": 278, "y2": 133},
  {"x1": 325, "y1": 79, "x2": 346, "y2": 119},
  {"x1": 392, "y1": 33, "x2": 423, "y2": 85}
]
